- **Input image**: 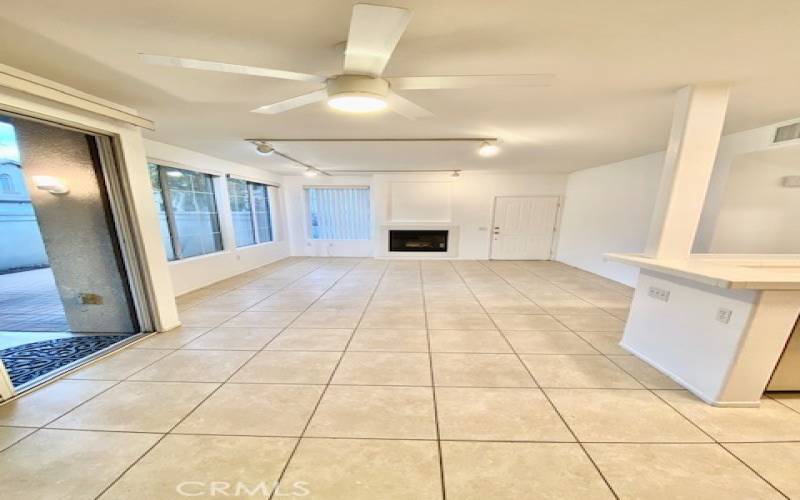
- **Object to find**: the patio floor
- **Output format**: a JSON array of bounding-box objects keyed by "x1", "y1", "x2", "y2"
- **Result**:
[{"x1": 0, "y1": 268, "x2": 68, "y2": 333}]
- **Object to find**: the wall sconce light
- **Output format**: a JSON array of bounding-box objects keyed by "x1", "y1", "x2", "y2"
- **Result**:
[{"x1": 32, "y1": 175, "x2": 69, "y2": 195}]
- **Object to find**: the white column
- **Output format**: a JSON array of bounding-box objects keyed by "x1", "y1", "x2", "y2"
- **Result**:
[{"x1": 644, "y1": 84, "x2": 730, "y2": 259}]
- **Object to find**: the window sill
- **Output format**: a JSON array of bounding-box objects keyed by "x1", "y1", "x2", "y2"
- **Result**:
[
  {"x1": 235, "y1": 241, "x2": 278, "y2": 250},
  {"x1": 167, "y1": 249, "x2": 226, "y2": 265},
  {"x1": 167, "y1": 241, "x2": 282, "y2": 266}
]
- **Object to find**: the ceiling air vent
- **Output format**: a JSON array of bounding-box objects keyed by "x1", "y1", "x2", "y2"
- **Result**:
[{"x1": 774, "y1": 122, "x2": 800, "y2": 143}]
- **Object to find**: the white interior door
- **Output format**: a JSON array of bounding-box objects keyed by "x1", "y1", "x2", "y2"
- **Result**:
[{"x1": 491, "y1": 196, "x2": 560, "y2": 260}]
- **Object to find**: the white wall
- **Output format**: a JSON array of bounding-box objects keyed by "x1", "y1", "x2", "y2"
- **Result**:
[
  {"x1": 556, "y1": 121, "x2": 796, "y2": 286},
  {"x1": 710, "y1": 157, "x2": 800, "y2": 253},
  {"x1": 145, "y1": 140, "x2": 290, "y2": 295},
  {"x1": 556, "y1": 152, "x2": 664, "y2": 286},
  {"x1": 693, "y1": 124, "x2": 779, "y2": 251},
  {"x1": 284, "y1": 171, "x2": 567, "y2": 259}
]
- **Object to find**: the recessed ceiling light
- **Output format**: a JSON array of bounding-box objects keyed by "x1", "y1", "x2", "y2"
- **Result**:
[
  {"x1": 327, "y1": 94, "x2": 387, "y2": 113},
  {"x1": 478, "y1": 141, "x2": 500, "y2": 157},
  {"x1": 256, "y1": 143, "x2": 275, "y2": 156},
  {"x1": 303, "y1": 167, "x2": 319, "y2": 178}
]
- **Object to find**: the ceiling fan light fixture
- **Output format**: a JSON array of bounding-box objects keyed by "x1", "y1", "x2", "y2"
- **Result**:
[
  {"x1": 327, "y1": 94, "x2": 387, "y2": 113},
  {"x1": 255, "y1": 143, "x2": 275, "y2": 156},
  {"x1": 478, "y1": 141, "x2": 500, "y2": 157},
  {"x1": 326, "y1": 75, "x2": 389, "y2": 114}
]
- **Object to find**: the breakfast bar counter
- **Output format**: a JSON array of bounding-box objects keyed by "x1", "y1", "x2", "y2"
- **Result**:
[{"x1": 605, "y1": 253, "x2": 800, "y2": 406}]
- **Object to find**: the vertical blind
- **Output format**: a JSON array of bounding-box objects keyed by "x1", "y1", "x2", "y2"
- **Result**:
[{"x1": 306, "y1": 187, "x2": 370, "y2": 240}]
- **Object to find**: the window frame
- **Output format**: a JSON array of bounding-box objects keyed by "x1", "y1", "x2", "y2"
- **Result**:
[
  {"x1": 0, "y1": 173, "x2": 14, "y2": 193},
  {"x1": 227, "y1": 176, "x2": 274, "y2": 248},
  {"x1": 304, "y1": 185, "x2": 371, "y2": 241},
  {"x1": 149, "y1": 162, "x2": 224, "y2": 261}
]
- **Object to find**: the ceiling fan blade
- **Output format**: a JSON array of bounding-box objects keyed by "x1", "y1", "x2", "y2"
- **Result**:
[
  {"x1": 251, "y1": 89, "x2": 328, "y2": 114},
  {"x1": 387, "y1": 91, "x2": 434, "y2": 119},
  {"x1": 343, "y1": 4, "x2": 411, "y2": 77},
  {"x1": 388, "y1": 74, "x2": 555, "y2": 90},
  {"x1": 140, "y1": 54, "x2": 326, "y2": 83}
]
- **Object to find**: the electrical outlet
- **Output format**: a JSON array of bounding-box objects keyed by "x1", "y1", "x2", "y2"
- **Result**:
[
  {"x1": 716, "y1": 308, "x2": 733, "y2": 324},
  {"x1": 647, "y1": 286, "x2": 670, "y2": 302}
]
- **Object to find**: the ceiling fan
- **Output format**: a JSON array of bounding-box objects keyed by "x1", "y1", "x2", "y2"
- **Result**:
[{"x1": 141, "y1": 3, "x2": 553, "y2": 119}]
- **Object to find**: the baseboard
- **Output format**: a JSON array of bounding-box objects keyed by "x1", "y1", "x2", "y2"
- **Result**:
[{"x1": 620, "y1": 341, "x2": 762, "y2": 407}]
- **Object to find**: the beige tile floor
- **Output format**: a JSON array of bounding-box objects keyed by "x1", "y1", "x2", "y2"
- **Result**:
[{"x1": 0, "y1": 257, "x2": 799, "y2": 498}]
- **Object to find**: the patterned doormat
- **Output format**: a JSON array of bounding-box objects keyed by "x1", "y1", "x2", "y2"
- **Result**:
[{"x1": 0, "y1": 335, "x2": 131, "y2": 386}]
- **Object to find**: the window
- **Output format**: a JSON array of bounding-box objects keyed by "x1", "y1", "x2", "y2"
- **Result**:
[
  {"x1": 148, "y1": 163, "x2": 223, "y2": 260},
  {"x1": 306, "y1": 187, "x2": 370, "y2": 240},
  {"x1": 0, "y1": 173, "x2": 14, "y2": 194},
  {"x1": 227, "y1": 178, "x2": 273, "y2": 247}
]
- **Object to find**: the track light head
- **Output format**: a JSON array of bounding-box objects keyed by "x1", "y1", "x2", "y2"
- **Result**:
[
  {"x1": 478, "y1": 141, "x2": 500, "y2": 157},
  {"x1": 255, "y1": 143, "x2": 275, "y2": 156}
]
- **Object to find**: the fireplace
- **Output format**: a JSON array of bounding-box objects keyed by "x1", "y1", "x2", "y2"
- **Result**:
[{"x1": 389, "y1": 230, "x2": 449, "y2": 252}]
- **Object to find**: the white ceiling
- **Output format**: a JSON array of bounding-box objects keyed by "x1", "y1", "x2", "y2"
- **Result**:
[{"x1": 1, "y1": 0, "x2": 799, "y2": 175}]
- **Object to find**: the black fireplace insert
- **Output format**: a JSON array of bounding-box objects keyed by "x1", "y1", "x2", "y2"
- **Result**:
[{"x1": 389, "y1": 230, "x2": 448, "y2": 252}]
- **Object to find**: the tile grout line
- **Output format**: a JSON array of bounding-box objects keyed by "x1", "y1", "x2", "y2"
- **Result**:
[
  {"x1": 165, "y1": 259, "x2": 332, "y2": 351},
  {"x1": 466, "y1": 260, "x2": 621, "y2": 499},
  {"x1": 0, "y1": 321, "x2": 206, "y2": 453},
  {"x1": 500, "y1": 260, "x2": 790, "y2": 499},
  {"x1": 116, "y1": 257, "x2": 328, "y2": 378},
  {"x1": 3, "y1": 257, "x2": 797, "y2": 498},
  {"x1": 420, "y1": 261, "x2": 449, "y2": 500},
  {"x1": 494, "y1": 260, "x2": 625, "y2": 320},
  {"x1": 649, "y1": 389, "x2": 790, "y2": 499},
  {"x1": 176, "y1": 257, "x2": 319, "y2": 315},
  {"x1": 92, "y1": 337, "x2": 271, "y2": 497},
  {"x1": 14, "y1": 423, "x2": 800, "y2": 446},
  {"x1": 766, "y1": 393, "x2": 800, "y2": 417},
  {"x1": 5, "y1": 379, "x2": 693, "y2": 390},
  {"x1": 509, "y1": 260, "x2": 632, "y2": 317},
  {"x1": 266, "y1": 258, "x2": 388, "y2": 500},
  {"x1": 513, "y1": 259, "x2": 791, "y2": 498},
  {"x1": 91, "y1": 257, "x2": 350, "y2": 499}
]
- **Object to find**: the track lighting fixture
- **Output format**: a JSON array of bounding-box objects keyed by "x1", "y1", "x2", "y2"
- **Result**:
[
  {"x1": 478, "y1": 141, "x2": 500, "y2": 157},
  {"x1": 255, "y1": 143, "x2": 274, "y2": 156}
]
